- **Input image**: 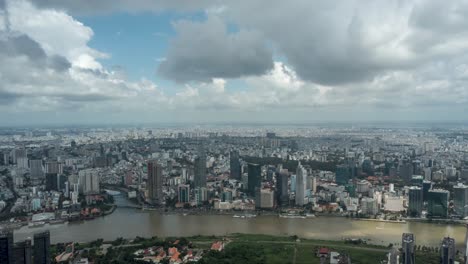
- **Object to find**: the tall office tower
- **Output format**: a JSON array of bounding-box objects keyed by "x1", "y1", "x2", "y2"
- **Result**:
[
  {"x1": 295, "y1": 163, "x2": 307, "y2": 206},
  {"x1": 147, "y1": 160, "x2": 163, "y2": 205},
  {"x1": 276, "y1": 169, "x2": 289, "y2": 206},
  {"x1": 78, "y1": 170, "x2": 100, "y2": 195},
  {"x1": 454, "y1": 184, "x2": 468, "y2": 218},
  {"x1": 402, "y1": 233, "x2": 415, "y2": 264},
  {"x1": 14, "y1": 240, "x2": 32, "y2": 264},
  {"x1": 178, "y1": 184, "x2": 190, "y2": 203},
  {"x1": 423, "y1": 167, "x2": 432, "y2": 181},
  {"x1": 10, "y1": 148, "x2": 27, "y2": 164},
  {"x1": 408, "y1": 186, "x2": 423, "y2": 217},
  {"x1": 440, "y1": 237, "x2": 455, "y2": 264},
  {"x1": 194, "y1": 148, "x2": 207, "y2": 188},
  {"x1": 422, "y1": 180, "x2": 433, "y2": 202},
  {"x1": 427, "y1": 189, "x2": 450, "y2": 218},
  {"x1": 33, "y1": 231, "x2": 50, "y2": 264},
  {"x1": 44, "y1": 161, "x2": 63, "y2": 175},
  {"x1": 310, "y1": 176, "x2": 317, "y2": 194},
  {"x1": 399, "y1": 162, "x2": 414, "y2": 182},
  {"x1": 335, "y1": 164, "x2": 352, "y2": 185},
  {"x1": 29, "y1": 160, "x2": 44, "y2": 180},
  {"x1": 0, "y1": 230, "x2": 14, "y2": 264},
  {"x1": 229, "y1": 150, "x2": 241, "y2": 180},
  {"x1": 247, "y1": 163, "x2": 261, "y2": 196},
  {"x1": 17, "y1": 157, "x2": 29, "y2": 169}
]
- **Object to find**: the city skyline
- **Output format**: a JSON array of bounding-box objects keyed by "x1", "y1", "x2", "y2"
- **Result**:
[{"x1": 1, "y1": 0, "x2": 468, "y2": 125}]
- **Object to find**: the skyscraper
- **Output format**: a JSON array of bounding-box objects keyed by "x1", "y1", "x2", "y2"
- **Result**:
[
  {"x1": 422, "y1": 180, "x2": 433, "y2": 202},
  {"x1": 33, "y1": 231, "x2": 50, "y2": 264},
  {"x1": 276, "y1": 169, "x2": 289, "y2": 206},
  {"x1": 147, "y1": 160, "x2": 163, "y2": 205},
  {"x1": 194, "y1": 148, "x2": 207, "y2": 188},
  {"x1": 229, "y1": 150, "x2": 241, "y2": 180},
  {"x1": 336, "y1": 164, "x2": 352, "y2": 185},
  {"x1": 29, "y1": 159, "x2": 44, "y2": 180},
  {"x1": 453, "y1": 184, "x2": 468, "y2": 218},
  {"x1": 14, "y1": 240, "x2": 32, "y2": 264},
  {"x1": 408, "y1": 186, "x2": 423, "y2": 217},
  {"x1": 295, "y1": 163, "x2": 307, "y2": 206},
  {"x1": 247, "y1": 163, "x2": 261, "y2": 196},
  {"x1": 78, "y1": 170, "x2": 100, "y2": 195},
  {"x1": 0, "y1": 230, "x2": 14, "y2": 264},
  {"x1": 440, "y1": 237, "x2": 455, "y2": 264},
  {"x1": 427, "y1": 189, "x2": 449, "y2": 218},
  {"x1": 178, "y1": 184, "x2": 190, "y2": 203},
  {"x1": 400, "y1": 162, "x2": 414, "y2": 182},
  {"x1": 402, "y1": 233, "x2": 415, "y2": 264}
]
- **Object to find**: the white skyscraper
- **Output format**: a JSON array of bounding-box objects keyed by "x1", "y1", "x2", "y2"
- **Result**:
[{"x1": 295, "y1": 163, "x2": 307, "y2": 206}]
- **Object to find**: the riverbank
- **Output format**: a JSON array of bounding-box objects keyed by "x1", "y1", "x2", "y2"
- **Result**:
[{"x1": 52, "y1": 233, "x2": 443, "y2": 264}]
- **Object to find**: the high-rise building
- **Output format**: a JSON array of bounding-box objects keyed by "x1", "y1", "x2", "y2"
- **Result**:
[
  {"x1": 14, "y1": 240, "x2": 32, "y2": 264},
  {"x1": 461, "y1": 167, "x2": 468, "y2": 183},
  {"x1": 276, "y1": 169, "x2": 289, "y2": 206},
  {"x1": 295, "y1": 163, "x2": 307, "y2": 206},
  {"x1": 258, "y1": 188, "x2": 275, "y2": 209},
  {"x1": 399, "y1": 162, "x2": 414, "y2": 182},
  {"x1": 229, "y1": 150, "x2": 241, "y2": 180},
  {"x1": 422, "y1": 180, "x2": 433, "y2": 202},
  {"x1": 427, "y1": 189, "x2": 449, "y2": 218},
  {"x1": 44, "y1": 161, "x2": 63, "y2": 175},
  {"x1": 29, "y1": 160, "x2": 44, "y2": 180},
  {"x1": 10, "y1": 148, "x2": 27, "y2": 165},
  {"x1": 78, "y1": 170, "x2": 100, "y2": 195},
  {"x1": 0, "y1": 230, "x2": 14, "y2": 264},
  {"x1": 402, "y1": 233, "x2": 415, "y2": 264},
  {"x1": 147, "y1": 160, "x2": 163, "y2": 205},
  {"x1": 17, "y1": 157, "x2": 29, "y2": 169},
  {"x1": 440, "y1": 237, "x2": 455, "y2": 264},
  {"x1": 454, "y1": 184, "x2": 468, "y2": 218},
  {"x1": 178, "y1": 184, "x2": 190, "y2": 203},
  {"x1": 408, "y1": 186, "x2": 423, "y2": 217},
  {"x1": 33, "y1": 231, "x2": 50, "y2": 264},
  {"x1": 423, "y1": 167, "x2": 432, "y2": 181},
  {"x1": 194, "y1": 187, "x2": 208, "y2": 205},
  {"x1": 336, "y1": 164, "x2": 353, "y2": 185},
  {"x1": 194, "y1": 148, "x2": 207, "y2": 188},
  {"x1": 247, "y1": 163, "x2": 261, "y2": 196}
]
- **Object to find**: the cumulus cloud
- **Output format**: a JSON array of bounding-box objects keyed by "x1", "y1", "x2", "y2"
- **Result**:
[
  {"x1": 28, "y1": 0, "x2": 218, "y2": 15},
  {"x1": 2, "y1": 0, "x2": 468, "y2": 123},
  {"x1": 158, "y1": 16, "x2": 273, "y2": 82},
  {"x1": 0, "y1": 0, "x2": 163, "y2": 114}
]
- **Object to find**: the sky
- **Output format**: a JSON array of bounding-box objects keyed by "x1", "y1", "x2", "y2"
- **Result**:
[{"x1": 1, "y1": 0, "x2": 468, "y2": 125}]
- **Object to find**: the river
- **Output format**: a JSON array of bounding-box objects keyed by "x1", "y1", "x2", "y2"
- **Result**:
[{"x1": 12, "y1": 194, "x2": 468, "y2": 250}]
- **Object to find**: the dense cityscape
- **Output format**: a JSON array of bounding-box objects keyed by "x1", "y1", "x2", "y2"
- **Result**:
[
  {"x1": 3, "y1": 0, "x2": 468, "y2": 263},
  {"x1": 0, "y1": 124, "x2": 467, "y2": 263}
]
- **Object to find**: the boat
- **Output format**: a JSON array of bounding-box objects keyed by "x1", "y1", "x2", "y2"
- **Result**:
[
  {"x1": 28, "y1": 221, "x2": 45, "y2": 228},
  {"x1": 279, "y1": 214, "x2": 306, "y2": 219},
  {"x1": 49, "y1": 219, "x2": 67, "y2": 225},
  {"x1": 305, "y1": 213, "x2": 316, "y2": 218}
]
